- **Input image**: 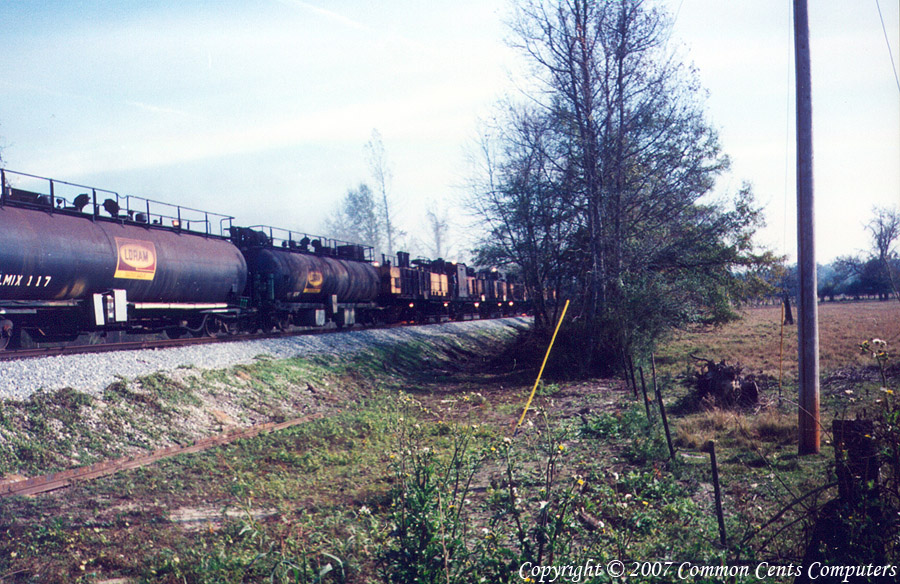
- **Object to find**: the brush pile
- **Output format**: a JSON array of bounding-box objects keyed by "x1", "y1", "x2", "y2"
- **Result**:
[{"x1": 690, "y1": 355, "x2": 759, "y2": 409}]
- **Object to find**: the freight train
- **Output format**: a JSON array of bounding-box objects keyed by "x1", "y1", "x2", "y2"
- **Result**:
[{"x1": 0, "y1": 170, "x2": 526, "y2": 349}]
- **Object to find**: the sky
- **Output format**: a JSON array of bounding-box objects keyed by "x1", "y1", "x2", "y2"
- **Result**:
[{"x1": 0, "y1": 0, "x2": 897, "y2": 264}]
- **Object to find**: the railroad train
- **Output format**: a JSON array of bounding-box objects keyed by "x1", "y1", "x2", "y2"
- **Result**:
[{"x1": 0, "y1": 170, "x2": 527, "y2": 349}]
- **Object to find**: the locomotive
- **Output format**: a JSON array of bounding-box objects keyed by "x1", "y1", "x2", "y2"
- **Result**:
[{"x1": 0, "y1": 170, "x2": 526, "y2": 349}]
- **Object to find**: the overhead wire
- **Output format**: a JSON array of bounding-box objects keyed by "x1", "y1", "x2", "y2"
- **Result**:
[
  {"x1": 875, "y1": 0, "x2": 900, "y2": 93},
  {"x1": 783, "y1": 3, "x2": 794, "y2": 257},
  {"x1": 779, "y1": 3, "x2": 795, "y2": 398}
]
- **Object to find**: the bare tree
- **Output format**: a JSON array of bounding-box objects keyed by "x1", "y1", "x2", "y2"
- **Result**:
[
  {"x1": 469, "y1": 105, "x2": 580, "y2": 331},
  {"x1": 425, "y1": 202, "x2": 451, "y2": 259},
  {"x1": 867, "y1": 206, "x2": 900, "y2": 300},
  {"x1": 365, "y1": 129, "x2": 402, "y2": 257}
]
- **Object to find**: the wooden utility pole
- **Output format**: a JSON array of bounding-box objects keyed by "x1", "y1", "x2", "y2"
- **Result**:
[{"x1": 793, "y1": 0, "x2": 820, "y2": 455}]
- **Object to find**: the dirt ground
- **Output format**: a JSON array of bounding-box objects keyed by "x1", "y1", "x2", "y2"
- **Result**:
[{"x1": 1, "y1": 303, "x2": 897, "y2": 582}]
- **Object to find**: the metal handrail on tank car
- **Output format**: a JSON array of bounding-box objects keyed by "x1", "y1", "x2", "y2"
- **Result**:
[
  {"x1": 117, "y1": 194, "x2": 233, "y2": 236},
  {"x1": 0, "y1": 169, "x2": 234, "y2": 237},
  {"x1": 0, "y1": 168, "x2": 118, "y2": 211},
  {"x1": 243, "y1": 224, "x2": 375, "y2": 263}
]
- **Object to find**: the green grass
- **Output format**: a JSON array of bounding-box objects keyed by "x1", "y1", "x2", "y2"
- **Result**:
[{"x1": 0, "y1": 308, "x2": 896, "y2": 582}]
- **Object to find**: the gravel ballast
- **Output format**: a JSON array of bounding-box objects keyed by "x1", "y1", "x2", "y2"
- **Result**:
[{"x1": 0, "y1": 317, "x2": 530, "y2": 400}]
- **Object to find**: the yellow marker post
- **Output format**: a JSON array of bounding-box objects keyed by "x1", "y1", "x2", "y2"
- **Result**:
[{"x1": 513, "y1": 299, "x2": 570, "y2": 435}]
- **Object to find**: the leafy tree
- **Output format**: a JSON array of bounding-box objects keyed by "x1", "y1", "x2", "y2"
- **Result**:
[
  {"x1": 324, "y1": 183, "x2": 382, "y2": 253},
  {"x1": 828, "y1": 207, "x2": 900, "y2": 301},
  {"x1": 470, "y1": 105, "x2": 581, "y2": 330},
  {"x1": 471, "y1": 0, "x2": 771, "y2": 374},
  {"x1": 817, "y1": 263, "x2": 842, "y2": 302}
]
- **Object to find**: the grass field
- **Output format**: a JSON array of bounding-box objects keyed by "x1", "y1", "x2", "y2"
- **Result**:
[
  {"x1": 0, "y1": 302, "x2": 897, "y2": 583},
  {"x1": 659, "y1": 300, "x2": 900, "y2": 380}
]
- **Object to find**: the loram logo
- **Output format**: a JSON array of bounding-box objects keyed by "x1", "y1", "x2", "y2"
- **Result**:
[
  {"x1": 303, "y1": 270, "x2": 324, "y2": 294},
  {"x1": 114, "y1": 238, "x2": 157, "y2": 281}
]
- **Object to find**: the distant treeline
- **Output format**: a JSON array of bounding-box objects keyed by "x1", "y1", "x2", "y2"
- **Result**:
[
  {"x1": 756, "y1": 207, "x2": 900, "y2": 304},
  {"x1": 767, "y1": 257, "x2": 900, "y2": 303}
]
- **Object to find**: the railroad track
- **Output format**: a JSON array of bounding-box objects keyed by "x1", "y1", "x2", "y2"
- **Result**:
[
  {"x1": 0, "y1": 318, "x2": 447, "y2": 362},
  {"x1": 0, "y1": 333, "x2": 226, "y2": 361},
  {"x1": 0, "y1": 316, "x2": 527, "y2": 497},
  {"x1": 0, "y1": 412, "x2": 327, "y2": 498}
]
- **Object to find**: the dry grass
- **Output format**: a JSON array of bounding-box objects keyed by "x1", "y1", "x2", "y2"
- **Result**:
[
  {"x1": 674, "y1": 407, "x2": 795, "y2": 451},
  {"x1": 664, "y1": 301, "x2": 898, "y2": 459},
  {"x1": 661, "y1": 297, "x2": 900, "y2": 504},
  {"x1": 751, "y1": 408, "x2": 796, "y2": 443},
  {"x1": 659, "y1": 300, "x2": 900, "y2": 380}
]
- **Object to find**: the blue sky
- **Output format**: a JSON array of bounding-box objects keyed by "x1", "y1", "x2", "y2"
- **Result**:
[{"x1": 1, "y1": 0, "x2": 897, "y2": 262}]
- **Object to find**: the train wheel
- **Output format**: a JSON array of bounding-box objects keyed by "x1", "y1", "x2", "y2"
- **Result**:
[
  {"x1": 165, "y1": 327, "x2": 185, "y2": 340},
  {"x1": 203, "y1": 316, "x2": 230, "y2": 337},
  {"x1": 276, "y1": 314, "x2": 292, "y2": 332},
  {"x1": 0, "y1": 320, "x2": 12, "y2": 350}
]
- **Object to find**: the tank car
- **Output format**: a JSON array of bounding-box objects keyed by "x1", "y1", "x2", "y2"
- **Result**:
[
  {"x1": 0, "y1": 169, "x2": 530, "y2": 349},
  {"x1": 230, "y1": 225, "x2": 380, "y2": 329},
  {"x1": 0, "y1": 170, "x2": 248, "y2": 347}
]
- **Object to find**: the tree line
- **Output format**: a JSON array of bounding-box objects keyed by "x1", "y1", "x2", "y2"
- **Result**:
[
  {"x1": 322, "y1": 1, "x2": 897, "y2": 379},
  {"x1": 779, "y1": 206, "x2": 900, "y2": 303},
  {"x1": 324, "y1": 129, "x2": 453, "y2": 263}
]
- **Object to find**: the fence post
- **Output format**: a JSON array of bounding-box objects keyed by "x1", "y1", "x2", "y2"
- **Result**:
[
  {"x1": 627, "y1": 353, "x2": 638, "y2": 398},
  {"x1": 651, "y1": 354, "x2": 675, "y2": 460},
  {"x1": 702, "y1": 440, "x2": 727, "y2": 548},
  {"x1": 638, "y1": 366, "x2": 652, "y2": 423}
]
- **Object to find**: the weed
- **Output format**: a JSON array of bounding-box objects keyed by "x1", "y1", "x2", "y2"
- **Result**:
[
  {"x1": 535, "y1": 382, "x2": 562, "y2": 397},
  {"x1": 580, "y1": 405, "x2": 645, "y2": 440},
  {"x1": 7, "y1": 312, "x2": 897, "y2": 581}
]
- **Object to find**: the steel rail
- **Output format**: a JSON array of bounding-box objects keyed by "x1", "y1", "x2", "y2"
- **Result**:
[
  {"x1": 0, "y1": 314, "x2": 500, "y2": 362},
  {"x1": 0, "y1": 412, "x2": 326, "y2": 498}
]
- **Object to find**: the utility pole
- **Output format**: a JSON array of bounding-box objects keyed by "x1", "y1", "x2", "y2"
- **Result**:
[{"x1": 793, "y1": 0, "x2": 820, "y2": 455}]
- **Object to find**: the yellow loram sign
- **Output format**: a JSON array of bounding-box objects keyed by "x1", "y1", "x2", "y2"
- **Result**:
[
  {"x1": 303, "y1": 270, "x2": 323, "y2": 294},
  {"x1": 114, "y1": 237, "x2": 157, "y2": 281}
]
